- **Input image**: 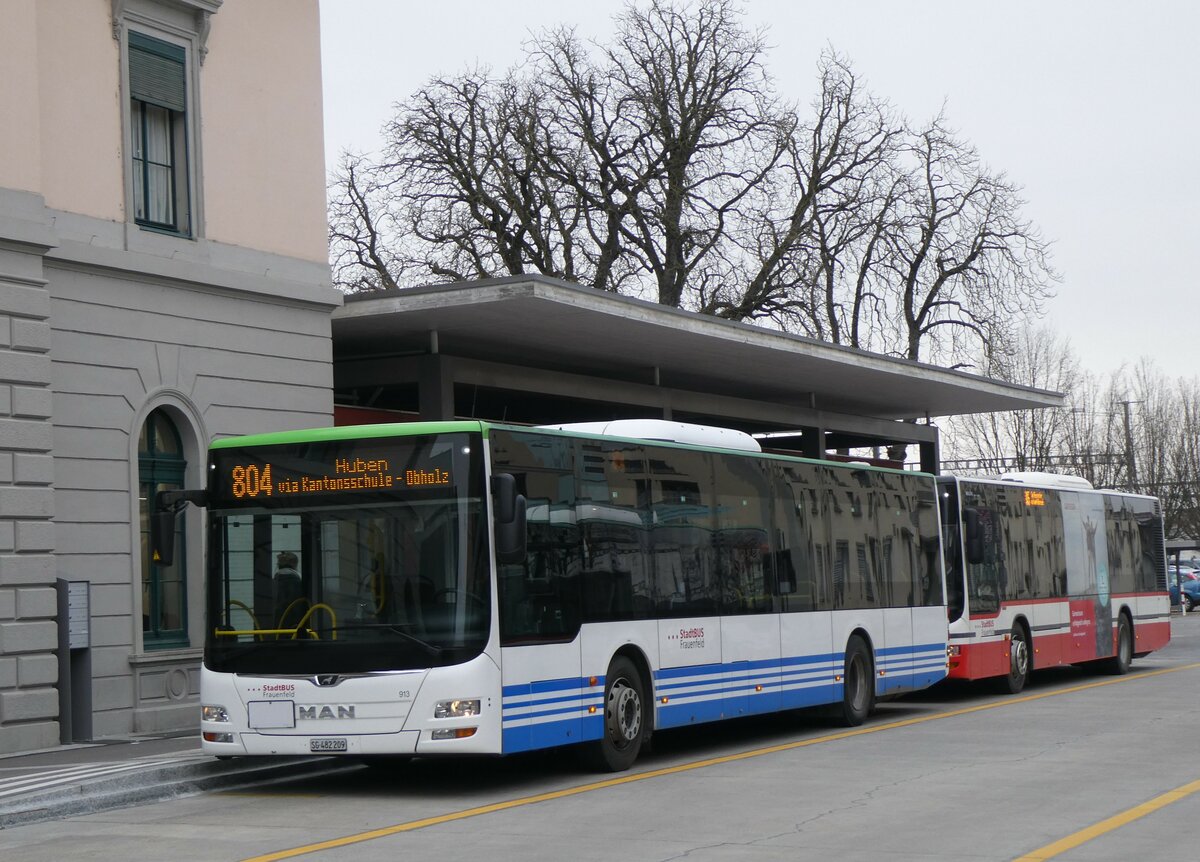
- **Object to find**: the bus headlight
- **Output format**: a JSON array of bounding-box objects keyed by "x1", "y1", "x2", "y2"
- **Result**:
[
  {"x1": 202, "y1": 704, "x2": 229, "y2": 722},
  {"x1": 434, "y1": 698, "x2": 480, "y2": 719}
]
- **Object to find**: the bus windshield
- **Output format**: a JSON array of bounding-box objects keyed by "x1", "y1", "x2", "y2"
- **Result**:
[{"x1": 204, "y1": 432, "x2": 489, "y2": 675}]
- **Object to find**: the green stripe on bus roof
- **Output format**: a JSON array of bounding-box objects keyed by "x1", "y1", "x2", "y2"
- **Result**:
[
  {"x1": 210, "y1": 419, "x2": 929, "y2": 478},
  {"x1": 208, "y1": 421, "x2": 484, "y2": 449}
]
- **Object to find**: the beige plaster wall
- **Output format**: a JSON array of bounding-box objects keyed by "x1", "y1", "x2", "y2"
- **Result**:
[
  {"x1": 201, "y1": 1, "x2": 330, "y2": 264},
  {"x1": 0, "y1": 1, "x2": 43, "y2": 193},
  {"x1": 2, "y1": 0, "x2": 329, "y2": 266},
  {"x1": 36, "y1": 0, "x2": 125, "y2": 221}
]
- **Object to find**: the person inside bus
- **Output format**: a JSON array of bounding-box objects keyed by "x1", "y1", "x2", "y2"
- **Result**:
[{"x1": 273, "y1": 551, "x2": 304, "y2": 628}]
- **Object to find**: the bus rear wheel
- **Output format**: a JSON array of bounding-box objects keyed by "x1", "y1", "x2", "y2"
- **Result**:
[
  {"x1": 586, "y1": 656, "x2": 646, "y2": 772},
  {"x1": 1000, "y1": 626, "x2": 1030, "y2": 694},
  {"x1": 838, "y1": 635, "x2": 875, "y2": 727},
  {"x1": 1104, "y1": 614, "x2": 1133, "y2": 675}
]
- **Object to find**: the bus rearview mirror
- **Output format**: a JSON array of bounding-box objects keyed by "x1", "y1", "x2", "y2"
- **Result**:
[
  {"x1": 495, "y1": 494, "x2": 527, "y2": 564},
  {"x1": 962, "y1": 507, "x2": 984, "y2": 565},
  {"x1": 491, "y1": 473, "x2": 516, "y2": 523}
]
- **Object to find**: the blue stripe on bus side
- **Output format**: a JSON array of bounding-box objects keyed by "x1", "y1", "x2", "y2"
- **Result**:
[
  {"x1": 502, "y1": 713, "x2": 605, "y2": 753},
  {"x1": 499, "y1": 642, "x2": 949, "y2": 750},
  {"x1": 502, "y1": 676, "x2": 590, "y2": 697}
]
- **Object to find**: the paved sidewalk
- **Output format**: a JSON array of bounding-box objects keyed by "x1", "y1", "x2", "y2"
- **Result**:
[{"x1": 0, "y1": 732, "x2": 354, "y2": 829}]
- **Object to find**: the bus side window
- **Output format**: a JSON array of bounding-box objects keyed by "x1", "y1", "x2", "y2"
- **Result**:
[
  {"x1": 962, "y1": 483, "x2": 1002, "y2": 616},
  {"x1": 772, "y1": 463, "x2": 821, "y2": 612},
  {"x1": 713, "y1": 452, "x2": 773, "y2": 614},
  {"x1": 649, "y1": 447, "x2": 716, "y2": 618}
]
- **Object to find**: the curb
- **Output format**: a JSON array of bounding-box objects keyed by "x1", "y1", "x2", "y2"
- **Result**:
[{"x1": 0, "y1": 755, "x2": 359, "y2": 829}]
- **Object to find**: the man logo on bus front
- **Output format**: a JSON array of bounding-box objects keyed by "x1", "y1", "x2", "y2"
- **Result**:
[{"x1": 315, "y1": 674, "x2": 340, "y2": 686}]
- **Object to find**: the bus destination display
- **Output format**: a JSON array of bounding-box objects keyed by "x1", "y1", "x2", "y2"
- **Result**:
[
  {"x1": 227, "y1": 460, "x2": 450, "y2": 499},
  {"x1": 209, "y1": 436, "x2": 470, "y2": 507}
]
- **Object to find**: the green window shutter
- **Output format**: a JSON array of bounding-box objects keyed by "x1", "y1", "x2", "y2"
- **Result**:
[{"x1": 129, "y1": 31, "x2": 186, "y2": 112}]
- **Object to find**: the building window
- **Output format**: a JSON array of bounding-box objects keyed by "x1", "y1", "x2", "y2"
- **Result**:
[
  {"x1": 139, "y1": 409, "x2": 188, "y2": 648},
  {"x1": 128, "y1": 31, "x2": 191, "y2": 235}
]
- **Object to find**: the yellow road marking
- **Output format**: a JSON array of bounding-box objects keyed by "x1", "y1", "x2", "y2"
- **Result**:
[
  {"x1": 242, "y1": 662, "x2": 1200, "y2": 862},
  {"x1": 1013, "y1": 777, "x2": 1200, "y2": 861}
]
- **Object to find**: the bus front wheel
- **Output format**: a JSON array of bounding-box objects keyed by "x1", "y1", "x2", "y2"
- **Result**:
[
  {"x1": 838, "y1": 635, "x2": 875, "y2": 727},
  {"x1": 586, "y1": 656, "x2": 646, "y2": 772},
  {"x1": 1001, "y1": 626, "x2": 1030, "y2": 694}
]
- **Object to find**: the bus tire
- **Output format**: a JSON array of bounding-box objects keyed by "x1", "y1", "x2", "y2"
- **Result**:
[
  {"x1": 1000, "y1": 625, "x2": 1030, "y2": 694},
  {"x1": 586, "y1": 655, "x2": 646, "y2": 772},
  {"x1": 1104, "y1": 614, "x2": 1133, "y2": 675},
  {"x1": 838, "y1": 635, "x2": 875, "y2": 727}
]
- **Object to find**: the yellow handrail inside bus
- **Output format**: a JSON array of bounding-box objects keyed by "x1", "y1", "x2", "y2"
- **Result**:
[
  {"x1": 227, "y1": 599, "x2": 260, "y2": 635},
  {"x1": 212, "y1": 603, "x2": 338, "y2": 641},
  {"x1": 291, "y1": 603, "x2": 337, "y2": 640},
  {"x1": 276, "y1": 597, "x2": 310, "y2": 633}
]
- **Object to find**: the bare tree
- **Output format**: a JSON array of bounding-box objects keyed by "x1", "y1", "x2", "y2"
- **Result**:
[
  {"x1": 1169, "y1": 378, "x2": 1200, "y2": 539},
  {"x1": 942, "y1": 326, "x2": 1083, "y2": 470},
  {"x1": 705, "y1": 52, "x2": 903, "y2": 347},
  {"x1": 534, "y1": 0, "x2": 789, "y2": 306},
  {"x1": 945, "y1": 349, "x2": 1200, "y2": 540},
  {"x1": 1107, "y1": 362, "x2": 1200, "y2": 539},
  {"x1": 327, "y1": 1, "x2": 1056, "y2": 370},
  {"x1": 328, "y1": 152, "x2": 403, "y2": 292},
  {"x1": 885, "y1": 116, "x2": 1057, "y2": 366}
]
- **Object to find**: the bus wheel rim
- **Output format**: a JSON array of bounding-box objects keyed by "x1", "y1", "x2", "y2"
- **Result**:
[
  {"x1": 609, "y1": 680, "x2": 641, "y2": 746},
  {"x1": 1012, "y1": 637, "x2": 1029, "y2": 677}
]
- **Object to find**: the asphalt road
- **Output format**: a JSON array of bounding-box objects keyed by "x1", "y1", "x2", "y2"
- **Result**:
[{"x1": 2, "y1": 615, "x2": 1198, "y2": 862}]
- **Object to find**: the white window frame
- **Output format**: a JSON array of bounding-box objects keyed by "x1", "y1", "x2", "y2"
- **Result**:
[{"x1": 114, "y1": 0, "x2": 220, "y2": 240}]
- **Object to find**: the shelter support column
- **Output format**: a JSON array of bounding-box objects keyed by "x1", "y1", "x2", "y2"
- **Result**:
[
  {"x1": 417, "y1": 355, "x2": 455, "y2": 421},
  {"x1": 919, "y1": 439, "x2": 939, "y2": 474},
  {"x1": 801, "y1": 424, "x2": 825, "y2": 460}
]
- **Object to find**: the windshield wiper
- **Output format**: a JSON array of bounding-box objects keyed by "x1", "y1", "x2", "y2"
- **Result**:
[{"x1": 335, "y1": 622, "x2": 444, "y2": 655}]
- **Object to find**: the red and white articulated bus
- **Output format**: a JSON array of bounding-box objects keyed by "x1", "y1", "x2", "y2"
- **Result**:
[{"x1": 937, "y1": 472, "x2": 1171, "y2": 692}]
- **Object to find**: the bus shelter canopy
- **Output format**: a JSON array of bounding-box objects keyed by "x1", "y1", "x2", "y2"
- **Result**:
[{"x1": 330, "y1": 276, "x2": 1063, "y2": 469}]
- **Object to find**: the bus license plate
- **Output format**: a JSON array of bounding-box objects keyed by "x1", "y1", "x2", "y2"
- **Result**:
[{"x1": 310, "y1": 737, "x2": 347, "y2": 753}]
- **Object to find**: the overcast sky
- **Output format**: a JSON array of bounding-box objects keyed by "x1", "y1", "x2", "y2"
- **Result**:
[{"x1": 318, "y1": 0, "x2": 1198, "y2": 381}]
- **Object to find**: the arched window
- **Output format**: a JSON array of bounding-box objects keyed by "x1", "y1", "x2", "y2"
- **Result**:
[{"x1": 139, "y1": 408, "x2": 188, "y2": 648}]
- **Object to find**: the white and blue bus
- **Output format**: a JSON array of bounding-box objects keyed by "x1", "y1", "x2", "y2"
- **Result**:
[{"x1": 159, "y1": 419, "x2": 949, "y2": 771}]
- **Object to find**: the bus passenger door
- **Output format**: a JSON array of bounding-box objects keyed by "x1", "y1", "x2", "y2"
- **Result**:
[
  {"x1": 715, "y1": 456, "x2": 780, "y2": 718},
  {"x1": 500, "y1": 640, "x2": 582, "y2": 754},
  {"x1": 497, "y1": 536, "x2": 583, "y2": 754},
  {"x1": 873, "y1": 475, "x2": 914, "y2": 695},
  {"x1": 496, "y1": 505, "x2": 584, "y2": 755},
  {"x1": 717, "y1": 525, "x2": 780, "y2": 718},
  {"x1": 881, "y1": 608, "x2": 914, "y2": 695}
]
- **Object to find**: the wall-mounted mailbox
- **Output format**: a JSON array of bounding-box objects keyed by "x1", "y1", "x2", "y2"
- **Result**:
[{"x1": 66, "y1": 580, "x2": 90, "y2": 649}]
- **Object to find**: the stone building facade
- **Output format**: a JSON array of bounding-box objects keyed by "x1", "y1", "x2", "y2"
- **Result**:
[{"x1": 0, "y1": 0, "x2": 339, "y2": 753}]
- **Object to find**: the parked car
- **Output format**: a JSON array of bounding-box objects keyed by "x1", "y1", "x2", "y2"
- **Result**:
[
  {"x1": 1167, "y1": 566, "x2": 1200, "y2": 608},
  {"x1": 1181, "y1": 578, "x2": 1200, "y2": 612}
]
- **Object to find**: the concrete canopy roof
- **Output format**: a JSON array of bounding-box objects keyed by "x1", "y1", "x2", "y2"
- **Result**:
[{"x1": 333, "y1": 276, "x2": 1062, "y2": 423}]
